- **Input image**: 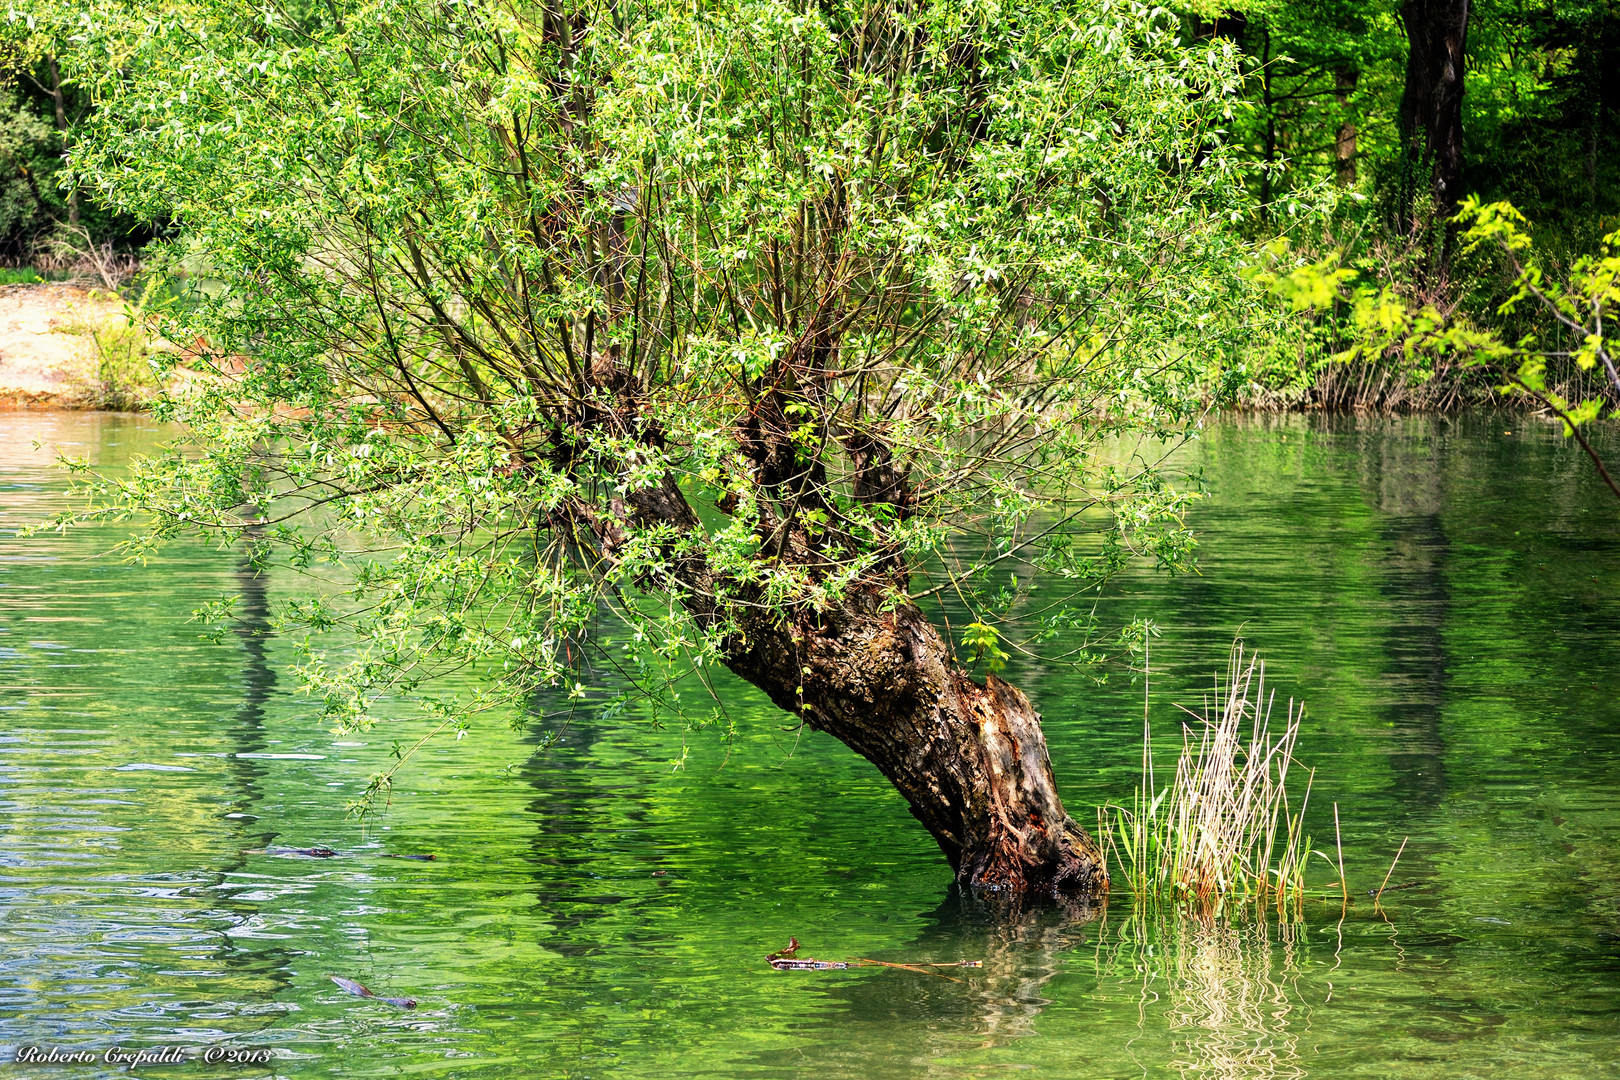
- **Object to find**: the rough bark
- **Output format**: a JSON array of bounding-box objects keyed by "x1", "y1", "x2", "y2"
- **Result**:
[
  {"x1": 725, "y1": 589, "x2": 1108, "y2": 894},
  {"x1": 46, "y1": 56, "x2": 78, "y2": 227},
  {"x1": 1398, "y1": 0, "x2": 1469, "y2": 257}
]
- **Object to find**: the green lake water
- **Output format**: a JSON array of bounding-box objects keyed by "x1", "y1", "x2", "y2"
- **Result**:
[{"x1": 1, "y1": 410, "x2": 1617, "y2": 1078}]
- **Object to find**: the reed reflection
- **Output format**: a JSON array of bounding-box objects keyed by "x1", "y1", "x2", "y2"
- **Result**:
[{"x1": 1101, "y1": 907, "x2": 1313, "y2": 1080}]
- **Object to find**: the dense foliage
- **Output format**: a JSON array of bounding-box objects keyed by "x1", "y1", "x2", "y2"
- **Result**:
[
  {"x1": 1263, "y1": 197, "x2": 1620, "y2": 498},
  {"x1": 43, "y1": 0, "x2": 1287, "y2": 800},
  {"x1": 1173, "y1": 0, "x2": 1620, "y2": 409},
  {"x1": 0, "y1": 13, "x2": 150, "y2": 264},
  {"x1": 6, "y1": 0, "x2": 1618, "y2": 412}
]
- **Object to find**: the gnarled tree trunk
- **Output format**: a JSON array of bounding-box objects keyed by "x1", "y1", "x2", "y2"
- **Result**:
[
  {"x1": 726, "y1": 591, "x2": 1106, "y2": 894},
  {"x1": 588, "y1": 338, "x2": 1107, "y2": 897}
]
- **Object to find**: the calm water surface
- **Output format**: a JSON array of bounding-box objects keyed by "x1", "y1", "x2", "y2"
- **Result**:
[{"x1": 1, "y1": 411, "x2": 1617, "y2": 1078}]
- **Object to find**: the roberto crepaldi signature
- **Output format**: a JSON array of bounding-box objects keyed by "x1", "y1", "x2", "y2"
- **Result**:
[{"x1": 13, "y1": 1045, "x2": 277, "y2": 1067}]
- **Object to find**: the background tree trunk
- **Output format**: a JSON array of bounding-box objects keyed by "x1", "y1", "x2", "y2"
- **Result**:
[
  {"x1": 1398, "y1": 0, "x2": 1469, "y2": 267},
  {"x1": 46, "y1": 55, "x2": 78, "y2": 227},
  {"x1": 1259, "y1": 29, "x2": 1275, "y2": 213},
  {"x1": 1335, "y1": 67, "x2": 1360, "y2": 188}
]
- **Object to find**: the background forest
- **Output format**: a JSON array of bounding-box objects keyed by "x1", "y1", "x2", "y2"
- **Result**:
[
  {"x1": 1219, "y1": 0, "x2": 1613, "y2": 249},
  {"x1": 1212, "y1": 0, "x2": 1620, "y2": 407}
]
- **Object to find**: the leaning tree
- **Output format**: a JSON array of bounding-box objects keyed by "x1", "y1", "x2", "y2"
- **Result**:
[{"x1": 65, "y1": 0, "x2": 1269, "y2": 892}]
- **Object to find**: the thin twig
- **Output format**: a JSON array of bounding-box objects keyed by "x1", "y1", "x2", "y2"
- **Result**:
[
  {"x1": 1334, "y1": 802, "x2": 1347, "y2": 906},
  {"x1": 1373, "y1": 835, "x2": 1408, "y2": 907},
  {"x1": 852, "y1": 958, "x2": 963, "y2": 982}
]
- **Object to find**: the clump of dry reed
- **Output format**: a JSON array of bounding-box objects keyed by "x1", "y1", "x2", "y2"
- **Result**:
[
  {"x1": 1101, "y1": 644, "x2": 1315, "y2": 906},
  {"x1": 35, "y1": 223, "x2": 141, "y2": 292}
]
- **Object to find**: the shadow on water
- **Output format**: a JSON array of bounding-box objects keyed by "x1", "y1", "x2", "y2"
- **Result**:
[
  {"x1": 513, "y1": 599, "x2": 684, "y2": 936},
  {"x1": 517, "y1": 692, "x2": 658, "y2": 940},
  {"x1": 735, "y1": 889, "x2": 1106, "y2": 1077},
  {"x1": 911, "y1": 889, "x2": 1106, "y2": 1041},
  {"x1": 518, "y1": 715, "x2": 616, "y2": 936},
  {"x1": 223, "y1": 540, "x2": 278, "y2": 842}
]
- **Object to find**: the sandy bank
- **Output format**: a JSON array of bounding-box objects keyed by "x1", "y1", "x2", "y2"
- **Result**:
[{"x1": 0, "y1": 283, "x2": 129, "y2": 408}]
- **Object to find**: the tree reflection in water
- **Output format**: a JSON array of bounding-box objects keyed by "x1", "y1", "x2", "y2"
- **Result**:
[{"x1": 945, "y1": 891, "x2": 1105, "y2": 1049}]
